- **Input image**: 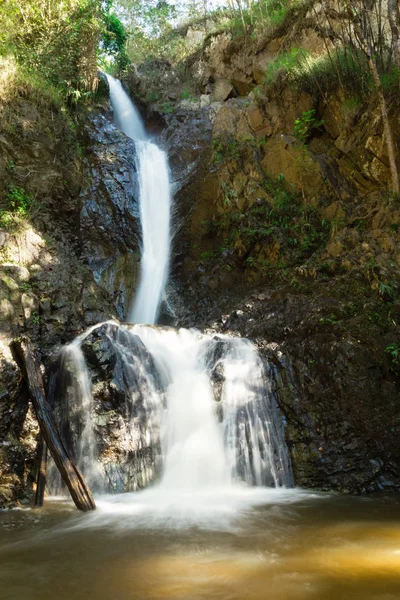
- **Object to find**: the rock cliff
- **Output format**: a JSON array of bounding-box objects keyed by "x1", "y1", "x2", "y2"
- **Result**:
[{"x1": 0, "y1": 87, "x2": 141, "y2": 506}]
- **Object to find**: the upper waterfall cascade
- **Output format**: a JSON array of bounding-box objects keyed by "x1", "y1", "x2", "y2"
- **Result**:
[
  {"x1": 50, "y1": 76, "x2": 293, "y2": 513},
  {"x1": 107, "y1": 74, "x2": 171, "y2": 325}
]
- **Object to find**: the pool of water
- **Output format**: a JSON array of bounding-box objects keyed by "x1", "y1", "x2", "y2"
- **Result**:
[{"x1": 1, "y1": 489, "x2": 400, "y2": 600}]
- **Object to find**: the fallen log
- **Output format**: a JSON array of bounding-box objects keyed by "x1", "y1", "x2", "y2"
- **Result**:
[
  {"x1": 34, "y1": 438, "x2": 47, "y2": 508},
  {"x1": 11, "y1": 338, "x2": 96, "y2": 512}
]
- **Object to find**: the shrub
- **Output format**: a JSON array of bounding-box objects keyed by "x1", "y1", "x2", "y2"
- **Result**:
[
  {"x1": 293, "y1": 109, "x2": 324, "y2": 144},
  {"x1": 385, "y1": 343, "x2": 400, "y2": 370},
  {"x1": 0, "y1": 186, "x2": 34, "y2": 230}
]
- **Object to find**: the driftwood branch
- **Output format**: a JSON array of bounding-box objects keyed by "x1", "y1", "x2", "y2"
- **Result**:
[
  {"x1": 11, "y1": 338, "x2": 96, "y2": 512},
  {"x1": 34, "y1": 438, "x2": 47, "y2": 508}
]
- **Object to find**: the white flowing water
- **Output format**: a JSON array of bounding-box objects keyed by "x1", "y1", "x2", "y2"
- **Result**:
[
  {"x1": 127, "y1": 326, "x2": 292, "y2": 492},
  {"x1": 107, "y1": 74, "x2": 147, "y2": 141},
  {"x1": 60, "y1": 342, "x2": 99, "y2": 488},
  {"x1": 220, "y1": 338, "x2": 292, "y2": 487},
  {"x1": 55, "y1": 322, "x2": 293, "y2": 525},
  {"x1": 129, "y1": 143, "x2": 171, "y2": 324},
  {"x1": 131, "y1": 326, "x2": 230, "y2": 491},
  {"x1": 106, "y1": 74, "x2": 171, "y2": 324}
]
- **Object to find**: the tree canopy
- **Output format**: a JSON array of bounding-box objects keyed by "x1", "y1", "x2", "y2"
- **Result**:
[{"x1": 0, "y1": 0, "x2": 128, "y2": 100}]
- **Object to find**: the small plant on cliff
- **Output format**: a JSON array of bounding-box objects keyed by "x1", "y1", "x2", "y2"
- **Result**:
[
  {"x1": 263, "y1": 48, "x2": 304, "y2": 87},
  {"x1": 293, "y1": 109, "x2": 324, "y2": 145},
  {"x1": 0, "y1": 186, "x2": 33, "y2": 229},
  {"x1": 31, "y1": 314, "x2": 40, "y2": 326},
  {"x1": 385, "y1": 343, "x2": 400, "y2": 371},
  {"x1": 212, "y1": 137, "x2": 240, "y2": 163},
  {"x1": 159, "y1": 100, "x2": 175, "y2": 114},
  {"x1": 7, "y1": 186, "x2": 32, "y2": 216},
  {"x1": 378, "y1": 281, "x2": 396, "y2": 301}
]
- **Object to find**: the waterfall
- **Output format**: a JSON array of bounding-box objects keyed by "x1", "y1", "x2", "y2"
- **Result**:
[
  {"x1": 133, "y1": 326, "x2": 230, "y2": 490},
  {"x1": 49, "y1": 76, "x2": 294, "y2": 511},
  {"x1": 59, "y1": 342, "x2": 101, "y2": 489},
  {"x1": 107, "y1": 74, "x2": 147, "y2": 141},
  {"x1": 53, "y1": 323, "x2": 292, "y2": 494},
  {"x1": 106, "y1": 74, "x2": 171, "y2": 325},
  {"x1": 131, "y1": 326, "x2": 292, "y2": 490},
  {"x1": 218, "y1": 338, "x2": 292, "y2": 487}
]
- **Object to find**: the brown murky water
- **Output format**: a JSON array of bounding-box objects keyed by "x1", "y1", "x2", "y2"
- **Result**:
[{"x1": 1, "y1": 492, "x2": 400, "y2": 600}]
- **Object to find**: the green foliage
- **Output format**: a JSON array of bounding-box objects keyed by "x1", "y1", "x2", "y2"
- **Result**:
[
  {"x1": 159, "y1": 100, "x2": 175, "y2": 114},
  {"x1": 0, "y1": 185, "x2": 33, "y2": 230},
  {"x1": 212, "y1": 137, "x2": 241, "y2": 163},
  {"x1": 31, "y1": 314, "x2": 40, "y2": 326},
  {"x1": 200, "y1": 250, "x2": 218, "y2": 262},
  {"x1": 258, "y1": 45, "x2": 373, "y2": 102},
  {"x1": 378, "y1": 281, "x2": 396, "y2": 300},
  {"x1": 385, "y1": 343, "x2": 400, "y2": 370},
  {"x1": 198, "y1": 173, "x2": 331, "y2": 277},
  {"x1": 225, "y1": 0, "x2": 295, "y2": 39},
  {"x1": 102, "y1": 9, "x2": 130, "y2": 69},
  {"x1": 7, "y1": 186, "x2": 32, "y2": 216},
  {"x1": 342, "y1": 95, "x2": 362, "y2": 116},
  {"x1": 0, "y1": 0, "x2": 128, "y2": 101},
  {"x1": 181, "y1": 88, "x2": 197, "y2": 101},
  {"x1": 1, "y1": 0, "x2": 102, "y2": 100},
  {"x1": 263, "y1": 48, "x2": 304, "y2": 86},
  {"x1": 293, "y1": 109, "x2": 324, "y2": 145},
  {"x1": 146, "y1": 90, "x2": 161, "y2": 103},
  {"x1": 120, "y1": 0, "x2": 185, "y2": 63},
  {"x1": 122, "y1": 0, "x2": 300, "y2": 65},
  {"x1": 380, "y1": 65, "x2": 400, "y2": 92},
  {"x1": 290, "y1": 46, "x2": 372, "y2": 98}
]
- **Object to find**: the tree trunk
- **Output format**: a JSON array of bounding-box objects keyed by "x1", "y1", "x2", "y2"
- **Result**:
[
  {"x1": 10, "y1": 339, "x2": 96, "y2": 512},
  {"x1": 348, "y1": 3, "x2": 400, "y2": 193},
  {"x1": 34, "y1": 438, "x2": 47, "y2": 508},
  {"x1": 367, "y1": 55, "x2": 399, "y2": 192},
  {"x1": 388, "y1": 0, "x2": 400, "y2": 69},
  {"x1": 234, "y1": 0, "x2": 246, "y2": 32}
]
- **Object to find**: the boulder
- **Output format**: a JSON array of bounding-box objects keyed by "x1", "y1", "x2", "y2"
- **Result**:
[{"x1": 212, "y1": 78, "x2": 235, "y2": 102}]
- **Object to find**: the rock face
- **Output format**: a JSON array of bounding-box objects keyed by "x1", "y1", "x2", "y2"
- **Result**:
[
  {"x1": 48, "y1": 323, "x2": 165, "y2": 493},
  {"x1": 80, "y1": 113, "x2": 141, "y2": 319},
  {"x1": 0, "y1": 91, "x2": 142, "y2": 506},
  {"x1": 2, "y1": 8, "x2": 400, "y2": 503},
  {"x1": 198, "y1": 290, "x2": 399, "y2": 494},
  {"x1": 153, "y1": 41, "x2": 400, "y2": 493}
]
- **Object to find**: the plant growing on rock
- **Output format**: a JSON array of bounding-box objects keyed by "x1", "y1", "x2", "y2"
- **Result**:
[
  {"x1": 0, "y1": 186, "x2": 33, "y2": 230},
  {"x1": 385, "y1": 343, "x2": 400, "y2": 371},
  {"x1": 293, "y1": 109, "x2": 324, "y2": 145}
]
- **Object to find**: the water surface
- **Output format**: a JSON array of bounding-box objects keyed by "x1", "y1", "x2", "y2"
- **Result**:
[{"x1": 1, "y1": 491, "x2": 400, "y2": 600}]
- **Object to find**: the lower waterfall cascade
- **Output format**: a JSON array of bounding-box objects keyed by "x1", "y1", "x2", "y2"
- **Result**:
[
  {"x1": 52, "y1": 323, "x2": 293, "y2": 497},
  {"x1": 48, "y1": 75, "x2": 294, "y2": 518}
]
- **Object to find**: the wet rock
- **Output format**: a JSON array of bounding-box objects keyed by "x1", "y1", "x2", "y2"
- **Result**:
[
  {"x1": 80, "y1": 113, "x2": 141, "y2": 319},
  {"x1": 49, "y1": 323, "x2": 166, "y2": 492}
]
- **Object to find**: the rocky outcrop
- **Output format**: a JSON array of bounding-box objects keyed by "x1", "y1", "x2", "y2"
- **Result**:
[
  {"x1": 153, "y1": 38, "x2": 400, "y2": 493},
  {"x1": 0, "y1": 92, "x2": 141, "y2": 506},
  {"x1": 48, "y1": 323, "x2": 165, "y2": 493},
  {"x1": 80, "y1": 113, "x2": 141, "y2": 319},
  {"x1": 197, "y1": 286, "x2": 399, "y2": 493}
]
